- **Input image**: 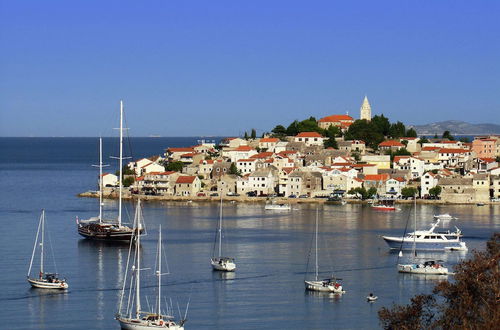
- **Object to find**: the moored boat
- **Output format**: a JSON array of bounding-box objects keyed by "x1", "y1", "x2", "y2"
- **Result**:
[
  {"x1": 211, "y1": 196, "x2": 236, "y2": 272},
  {"x1": 383, "y1": 219, "x2": 467, "y2": 251},
  {"x1": 77, "y1": 101, "x2": 142, "y2": 241},
  {"x1": 27, "y1": 209, "x2": 68, "y2": 290}
]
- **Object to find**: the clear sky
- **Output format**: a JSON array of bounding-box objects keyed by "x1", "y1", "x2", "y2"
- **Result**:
[{"x1": 1, "y1": 0, "x2": 499, "y2": 137}]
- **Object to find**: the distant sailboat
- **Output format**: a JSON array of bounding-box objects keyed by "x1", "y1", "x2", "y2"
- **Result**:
[
  {"x1": 116, "y1": 201, "x2": 185, "y2": 329},
  {"x1": 304, "y1": 208, "x2": 344, "y2": 293},
  {"x1": 77, "y1": 101, "x2": 142, "y2": 241},
  {"x1": 211, "y1": 196, "x2": 236, "y2": 272},
  {"x1": 27, "y1": 209, "x2": 68, "y2": 289}
]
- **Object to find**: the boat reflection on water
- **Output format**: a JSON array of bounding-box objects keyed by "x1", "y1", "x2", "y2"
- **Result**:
[
  {"x1": 213, "y1": 270, "x2": 236, "y2": 281},
  {"x1": 305, "y1": 289, "x2": 344, "y2": 302}
]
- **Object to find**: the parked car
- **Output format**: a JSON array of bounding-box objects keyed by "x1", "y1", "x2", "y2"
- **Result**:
[
  {"x1": 247, "y1": 191, "x2": 257, "y2": 197},
  {"x1": 288, "y1": 194, "x2": 297, "y2": 198},
  {"x1": 197, "y1": 192, "x2": 206, "y2": 197},
  {"x1": 210, "y1": 192, "x2": 219, "y2": 197},
  {"x1": 299, "y1": 194, "x2": 309, "y2": 198}
]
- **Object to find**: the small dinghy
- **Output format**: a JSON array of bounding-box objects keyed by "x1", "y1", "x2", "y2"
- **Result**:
[{"x1": 366, "y1": 293, "x2": 378, "y2": 302}]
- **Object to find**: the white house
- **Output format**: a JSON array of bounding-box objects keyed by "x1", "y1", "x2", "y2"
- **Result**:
[
  {"x1": 393, "y1": 156, "x2": 425, "y2": 179},
  {"x1": 420, "y1": 171, "x2": 439, "y2": 197},
  {"x1": 385, "y1": 177, "x2": 406, "y2": 196},
  {"x1": 258, "y1": 138, "x2": 280, "y2": 151},
  {"x1": 224, "y1": 146, "x2": 258, "y2": 162},
  {"x1": 236, "y1": 158, "x2": 258, "y2": 175},
  {"x1": 248, "y1": 168, "x2": 278, "y2": 196},
  {"x1": 293, "y1": 132, "x2": 325, "y2": 146},
  {"x1": 100, "y1": 173, "x2": 118, "y2": 187}
]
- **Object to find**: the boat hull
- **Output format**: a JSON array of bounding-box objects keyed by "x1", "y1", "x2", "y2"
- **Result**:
[
  {"x1": 211, "y1": 258, "x2": 236, "y2": 272},
  {"x1": 117, "y1": 318, "x2": 183, "y2": 330},
  {"x1": 383, "y1": 236, "x2": 467, "y2": 251},
  {"x1": 78, "y1": 224, "x2": 139, "y2": 241},
  {"x1": 397, "y1": 264, "x2": 449, "y2": 275},
  {"x1": 264, "y1": 205, "x2": 291, "y2": 211},
  {"x1": 304, "y1": 280, "x2": 344, "y2": 293},
  {"x1": 28, "y1": 278, "x2": 68, "y2": 289},
  {"x1": 371, "y1": 205, "x2": 396, "y2": 211}
]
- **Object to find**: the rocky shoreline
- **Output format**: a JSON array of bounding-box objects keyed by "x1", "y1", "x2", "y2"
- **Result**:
[{"x1": 78, "y1": 191, "x2": 500, "y2": 205}]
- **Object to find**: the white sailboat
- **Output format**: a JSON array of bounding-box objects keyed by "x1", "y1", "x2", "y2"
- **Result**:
[
  {"x1": 116, "y1": 201, "x2": 185, "y2": 329},
  {"x1": 78, "y1": 101, "x2": 142, "y2": 241},
  {"x1": 27, "y1": 209, "x2": 68, "y2": 290},
  {"x1": 397, "y1": 197, "x2": 450, "y2": 275},
  {"x1": 304, "y1": 209, "x2": 344, "y2": 293},
  {"x1": 211, "y1": 196, "x2": 236, "y2": 272}
]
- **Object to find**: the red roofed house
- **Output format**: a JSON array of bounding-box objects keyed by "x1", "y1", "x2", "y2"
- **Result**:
[
  {"x1": 142, "y1": 171, "x2": 180, "y2": 195},
  {"x1": 378, "y1": 140, "x2": 405, "y2": 152},
  {"x1": 363, "y1": 173, "x2": 391, "y2": 195},
  {"x1": 437, "y1": 148, "x2": 472, "y2": 168},
  {"x1": 225, "y1": 145, "x2": 258, "y2": 162},
  {"x1": 198, "y1": 159, "x2": 215, "y2": 179},
  {"x1": 258, "y1": 137, "x2": 280, "y2": 151},
  {"x1": 293, "y1": 132, "x2": 325, "y2": 146},
  {"x1": 174, "y1": 175, "x2": 201, "y2": 196},
  {"x1": 165, "y1": 147, "x2": 196, "y2": 162},
  {"x1": 338, "y1": 140, "x2": 366, "y2": 154},
  {"x1": 317, "y1": 114, "x2": 354, "y2": 131}
]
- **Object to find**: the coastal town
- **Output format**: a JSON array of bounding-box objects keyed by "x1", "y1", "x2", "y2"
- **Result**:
[{"x1": 89, "y1": 97, "x2": 500, "y2": 205}]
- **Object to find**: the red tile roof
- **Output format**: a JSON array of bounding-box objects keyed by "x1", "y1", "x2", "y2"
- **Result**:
[
  {"x1": 318, "y1": 114, "x2": 354, "y2": 123},
  {"x1": 233, "y1": 146, "x2": 255, "y2": 151},
  {"x1": 379, "y1": 140, "x2": 404, "y2": 147},
  {"x1": 251, "y1": 152, "x2": 274, "y2": 159},
  {"x1": 176, "y1": 176, "x2": 196, "y2": 184},
  {"x1": 237, "y1": 158, "x2": 257, "y2": 162},
  {"x1": 259, "y1": 138, "x2": 279, "y2": 143},
  {"x1": 364, "y1": 174, "x2": 390, "y2": 181},
  {"x1": 394, "y1": 156, "x2": 411, "y2": 162},
  {"x1": 296, "y1": 132, "x2": 323, "y2": 138}
]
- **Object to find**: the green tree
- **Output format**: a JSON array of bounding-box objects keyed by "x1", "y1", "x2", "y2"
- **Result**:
[
  {"x1": 496, "y1": 156, "x2": 500, "y2": 163},
  {"x1": 351, "y1": 152, "x2": 361, "y2": 161},
  {"x1": 166, "y1": 161, "x2": 184, "y2": 172},
  {"x1": 367, "y1": 187, "x2": 378, "y2": 199},
  {"x1": 116, "y1": 165, "x2": 135, "y2": 177},
  {"x1": 418, "y1": 138, "x2": 429, "y2": 145},
  {"x1": 251, "y1": 128, "x2": 257, "y2": 139},
  {"x1": 459, "y1": 136, "x2": 471, "y2": 143},
  {"x1": 428, "y1": 185, "x2": 442, "y2": 197},
  {"x1": 297, "y1": 116, "x2": 322, "y2": 133},
  {"x1": 442, "y1": 130, "x2": 455, "y2": 141},
  {"x1": 344, "y1": 119, "x2": 384, "y2": 149},
  {"x1": 244, "y1": 131, "x2": 249, "y2": 140},
  {"x1": 122, "y1": 176, "x2": 134, "y2": 187},
  {"x1": 388, "y1": 121, "x2": 406, "y2": 139},
  {"x1": 229, "y1": 162, "x2": 240, "y2": 176},
  {"x1": 323, "y1": 137, "x2": 338, "y2": 149},
  {"x1": 286, "y1": 120, "x2": 300, "y2": 136},
  {"x1": 401, "y1": 187, "x2": 418, "y2": 198},
  {"x1": 324, "y1": 125, "x2": 341, "y2": 138},
  {"x1": 379, "y1": 233, "x2": 500, "y2": 329},
  {"x1": 271, "y1": 125, "x2": 287, "y2": 138},
  {"x1": 406, "y1": 127, "x2": 418, "y2": 138},
  {"x1": 371, "y1": 114, "x2": 391, "y2": 136}
]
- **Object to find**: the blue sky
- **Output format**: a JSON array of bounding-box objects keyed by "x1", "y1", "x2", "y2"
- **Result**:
[{"x1": 1, "y1": 1, "x2": 499, "y2": 137}]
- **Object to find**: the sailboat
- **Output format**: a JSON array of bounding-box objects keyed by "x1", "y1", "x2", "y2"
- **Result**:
[
  {"x1": 304, "y1": 209, "x2": 344, "y2": 293},
  {"x1": 211, "y1": 196, "x2": 236, "y2": 272},
  {"x1": 27, "y1": 209, "x2": 69, "y2": 289},
  {"x1": 397, "y1": 197, "x2": 450, "y2": 275},
  {"x1": 77, "y1": 101, "x2": 142, "y2": 241},
  {"x1": 116, "y1": 201, "x2": 185, "y2": 329}
]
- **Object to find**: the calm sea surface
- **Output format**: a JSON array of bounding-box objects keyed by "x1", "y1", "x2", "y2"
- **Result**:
[{"x1": 0, "y1": 137, "x2": 498, "y2": 329}]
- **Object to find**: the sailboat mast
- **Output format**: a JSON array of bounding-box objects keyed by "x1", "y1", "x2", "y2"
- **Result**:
[
  {"x1": 135, "y1": 201, "x2": 141, "y2": 318},
  {"x1": 315, "y1": 208, "x2": 318, "y2": 281},
  {"x1": 99, "y1": 137, "x2": 103, "y2": 223},
  {"x1": 40, "y1": 209, "x2": 45, "y2": 275},
  {"x1": 28, "y1": 211, "x2": 43, "y2": 277},
  {"x1": 157, "y1": 225, "x2": 162, "y2": 318},
  {"x1": 218, "y1": 195, "x2": 222, "y2": 258},
  {"x1": 118, "y1": 100, "x2": 123, "y2": 228},
  {"x1": 413, "y1": 195, "x2": 417, "y2": 258}
]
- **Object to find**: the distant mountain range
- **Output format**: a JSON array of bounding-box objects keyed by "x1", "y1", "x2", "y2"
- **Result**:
[{"x1": 411, "y1": 120, "x2": 500, "y2": 136}]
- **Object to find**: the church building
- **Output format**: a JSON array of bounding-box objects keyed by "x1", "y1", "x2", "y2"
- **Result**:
[{"x1": 360, "y1": 96, "x2": 372, "y2": 121}]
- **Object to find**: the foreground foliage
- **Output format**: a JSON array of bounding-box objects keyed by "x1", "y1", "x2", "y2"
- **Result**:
[{"x1": 379, "y1": 233, "x2": 500, "y2": 329}]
